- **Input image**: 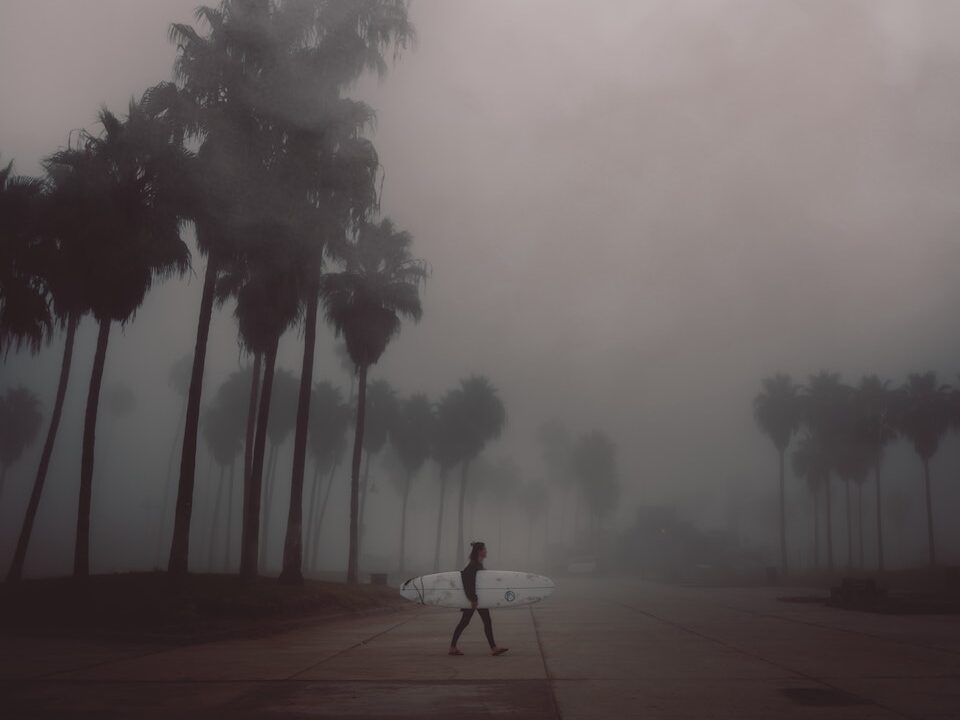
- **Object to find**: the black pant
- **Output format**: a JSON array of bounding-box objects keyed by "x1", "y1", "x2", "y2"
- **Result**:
[{"x1": 451, "y1": 608, "x2": 496, "y2": 648}]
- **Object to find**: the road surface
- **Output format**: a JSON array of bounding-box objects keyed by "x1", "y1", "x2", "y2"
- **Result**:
[{"x1": 2, "y1": 577, "x2": 959, "y2": 718}]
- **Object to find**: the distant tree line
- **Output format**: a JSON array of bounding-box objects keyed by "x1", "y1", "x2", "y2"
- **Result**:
[{"x1": 754, "y1": 370, "x2": 959, "y2": 575}]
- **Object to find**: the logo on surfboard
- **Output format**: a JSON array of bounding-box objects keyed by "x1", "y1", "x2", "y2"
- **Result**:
[{"x1": 504, "y1": 590, "x2": 516, "y2": 602}]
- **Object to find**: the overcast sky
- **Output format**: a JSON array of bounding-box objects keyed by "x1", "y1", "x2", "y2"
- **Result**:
[{"x1": 3, "y1": 1, "x2": 960, "y2": 568}]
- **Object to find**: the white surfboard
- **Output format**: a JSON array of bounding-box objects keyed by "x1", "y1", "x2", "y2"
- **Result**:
[{"x1": 400, "y1": 570, "x2": 555, "y2": 609}]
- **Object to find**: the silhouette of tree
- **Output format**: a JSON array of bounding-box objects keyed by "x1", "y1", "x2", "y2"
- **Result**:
[
  {"x1": 357, "y1": 379, "x2": 398, "y2": 565},
  {"x1": 572, "y1": 430, "x2": 618, "y2": 546},
  {"x1": 389, "y1": 393, "x2": 434, "y2": 576},
  {"x1": 304, "y1": 381, "x2": 350, "y2": 572},
  {"x1": 895, "y1": 372, "x2": 951, "y2": 566},
  {"x1": 432, "y1": 388, "x2": 461, "y2": 571},
  {"x1": 798, "y1": 371, "x2": 848, "y2": 572},
  {"x1": 261, "y1": 368, "x2": 298, "y2": 571},
  {"x1": 753, "y1": 373, "x2": 799, "y2": 576},
  {"x1": 321, "y1": 219, "x2": 426, "y2": 583},
  {"x1": 46, "y1": 100, "x2": 191, "y2": 577},
  {"x1": 0, "y1": 386, "x2": 42, "y2": 500},
  {"x1": 853, "y1": 375, "x2": 898, "y2": 572},
  {"x1": 448, "y1": 376, "x2": 506, "y2": 564},
  {"x1": 791, "y1": 432, "x2": 828, "y2": 570},
  {"x1": 518, "y1": 480, "x2": 548, "y2": 566},
  {"x1": 2, "y1": 161, "x2": 85, "y2": 582}
]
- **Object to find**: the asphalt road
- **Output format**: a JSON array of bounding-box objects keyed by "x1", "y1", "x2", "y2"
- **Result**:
[{"x1": 2, "y1": 577, "x2": 959, "y2": 719}]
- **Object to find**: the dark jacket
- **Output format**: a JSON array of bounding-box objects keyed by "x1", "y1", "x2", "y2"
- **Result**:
[{"x1": 461, "y1": 559, "x2": 483, "y2": 603}]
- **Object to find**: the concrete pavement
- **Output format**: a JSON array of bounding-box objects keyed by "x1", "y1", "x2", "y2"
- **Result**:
[{"x1": 2, "y1": 578, "x2": 959, "y2": 718}]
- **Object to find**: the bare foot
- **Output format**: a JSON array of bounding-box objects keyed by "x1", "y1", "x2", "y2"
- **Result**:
[
  {"x1": 491, "y1": 647, "x2": 509, "y2": 656},
  {"x1": 449, "y1": 647, "x2": 464, "y2": 656}
]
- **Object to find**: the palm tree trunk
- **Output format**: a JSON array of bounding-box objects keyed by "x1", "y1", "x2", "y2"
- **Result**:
[
  {"x1": 240, "y1": 338, "x2": 278, "y2": 580},
  {"x1": 280, "y1": 290, "x2": 319, "y2": 585},
  {"x1": 244, "y1": 353, "x2": 262, "y2": 489},
  {"x1": 778, "y1": 449, "x2": 788, "y2": 576},
  {"x1": 825, "y1": 472, "x2": 834, "y2": 573},
  {"x1": 456, "y1": 460, "x2": 471, "y2": 564},
  {"x1": 304, "y1": 461, "x2": 322, "y2": 574},
  {"x1": 157, "y1": 395, "x2": 187, "y2": 565},
  {"x1": 845, "y1": 477, "x2": 853, "y2": 570},
  {"x1": 357, "y1": 451, "x2": 372, "y2": 569},
  {"x1": 857, "y1": 482, "x2": 864, "y2": 569},
  {"x1": 812, "y1": 485, "x2": 819, "y2": 571},
  {"x1": 346, "y1": 364, "x2": 368, "y2": 584},
  {"x1": 225, "y1": 460, "x2": 235, "y2": 571},
  {"x1": 74, "y1": 317, "x2": 111, "y2": 577},
  {"x1": 922, "y1": 458, "x2": 936, "y2": 566},
  {"x1": 8, "y1": 313, "x2": 79, "y2": 582},
  {"x1": 874, "y1": 460, "x2": 884, "y2": 572},
  {"x1": 260, "y1": 443, "x2": 277, "y2": 572},
  {"x1": 399, "y1": 472, "x2": 411, "y2": 577},
  {"x1": 209, "y1": 464, "x2": 226, "y2": 571},
  {"x1": 313, "y1": 459, "x2": 339, "y2": 571},
  {"x1": 433, "y1": 466, "x2": 447, "y2": 572},
  {"x1": 168, "y1": 253, "x2": 218, "y2": 575}
]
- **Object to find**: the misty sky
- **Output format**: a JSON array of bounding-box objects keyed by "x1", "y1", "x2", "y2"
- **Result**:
[{"x1": 3, "y1": 1, "x2": 960, "y2": 567}]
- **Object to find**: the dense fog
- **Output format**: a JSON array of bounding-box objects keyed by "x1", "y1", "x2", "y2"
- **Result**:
[{"x1": 2, "y1": 0, "x2": 960, "y2": 583}]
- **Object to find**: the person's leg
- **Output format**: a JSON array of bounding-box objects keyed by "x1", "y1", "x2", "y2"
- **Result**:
[
  {"x1": 478, "y1": 609, "x2": 496, "y2": 648},
  {"x1": 450, "y1": 609, "x2": 474, "y2": 649}
]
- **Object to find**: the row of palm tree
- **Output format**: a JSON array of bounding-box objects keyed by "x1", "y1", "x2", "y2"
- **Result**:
[
  {"x1": 754, "y1": 370, "x2": 958, "y2": 575},
  {"x1": 1, "y1": 1, "x2": 425, "y2": 584}
]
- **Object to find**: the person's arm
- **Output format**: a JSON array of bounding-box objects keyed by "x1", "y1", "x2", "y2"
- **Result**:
[{"x1": 461, "y1": 564, "x2": 479, "y2": 604}]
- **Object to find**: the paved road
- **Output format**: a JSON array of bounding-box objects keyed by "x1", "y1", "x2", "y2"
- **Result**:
[{"x1": 2, "y1": 578, "x2": 959, "y2": 718}]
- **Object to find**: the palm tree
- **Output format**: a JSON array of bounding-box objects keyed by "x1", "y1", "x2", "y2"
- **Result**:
[
  {"x1": 518, "y1": 481, "x2": 548, "y2": 566},
  {"x1": 855, "y1": 375, "x2": 897, "y2": 572},
  {"x1": 572, "y1": 430, "x2": 618, "y2": 548},
  {"x1": 3, "y1": 156, "x2": 90, "y2": 582},
  {"x1": 0, "y1": 160, "x2": 50, "y2": 357},
  {"x1": 791, "y1": 432, "x2": 827, "y2": 570},
  {"x1": 448, "y1": 376, "x2": 506, "y2": 564},
  {"x1": 432, "y1": 388, "x2": 462, "y2": 572},
  {"x1": 537, "y1": 420, "x2": 574, "y2": 545},
  {"x1": 834, "y1": 419, "x2": 872, "y2": 571},
  {"x1": 357, "y1": 379, "x2": 398, "y2": 565},
  {"x1": 753, "y1": 374, "x2": 799, "y2": 576},
  {"x1": 799, "y1": 371, "x2": 848, "y2": 572},
  {"x1": 390, "y1": 393, "x2": 434, "y2": 576},
  {"x1": 896, "y1": 372, "x2": 950, "y2": 566},
  {"x1": 0, "y1": 387, "x2": 43, "y2": 499},
  {"x1": 158, "y1": 0, "x2": 414, "y2": 580},
  {"x1": 261, "y1": 368, "x2": 298, "y2": 572},
  {"x1": 304, "y1": 381, "x2": 350, "y2": 573},
  {"x1": 48, "y1": 100, "x2": 191, "y2": 577},
  {"x1": 156, "y1": 353, "x2": 192, "y2": 562},
  {"x1": 322, "y1": 219, "x2": 427, "y2": 583}
]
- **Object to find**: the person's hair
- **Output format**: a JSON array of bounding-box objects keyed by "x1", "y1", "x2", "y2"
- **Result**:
[{"x1": 469, "y1": 541, "x2": 486, "y2": 563}]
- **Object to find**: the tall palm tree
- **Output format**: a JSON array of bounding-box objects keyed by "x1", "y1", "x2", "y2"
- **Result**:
[
  {"x1": 0, "y1": 387, "x2": 43, "y2": 499},
  {"x1": 304, "y1": 381, "x2": 350, "y2": 573},
  {"x1": 48, "y1": 100, "x2": 191, "y2": 577},
  {"x1": 261, "y1": 368, "x2": 298, "y2": 571},
  {"x1": 357, "y1": 379, "x2": 398, "y2": 565},
  {"x1": 448, "y1": 376, "x2": 506, "y2": 564},
  {"x1": 799, "y1": 371, "x2": 848, "y2": 572},
  {"x1": 157, "y1": 353, "x2": 192, "y2": 562},
  {"x1": 432, "y1": 388, "x2": 462, "y2": 572},
  {"x1": 0, "y1": 160, "x2": 50, "y2": 357},
  {"x1": 834, "y1": 420, "x2": 872, "y2": 571},
  {"x1": 854, "y1": 375, "x2": 897, "y2": 572},
  {"x1": 537, "y1": 420, "x2": 574, "y2": 545},
  {"x1": 791, "y1": 432, "x2": 827, "y2": 570},
  {"x1": 321, "y1": 218, "x2": 427, "y2": 583},
  {"x1": 572, "y1": 430, "x2": 618, "y2": 548},
  {"x1": 753, "y1": 373, "x2": 799, "y2": 576},
  {"x1": 389, "y1": 393, "x2": 434, "y2": 576},
  {"x1": 896, "y1": 372, "x2": 950, "y2": 566},
  {"x1": 4, "y1": 158, "x2": 89, "y2": 582},
  {"x1": 157, "y1": 0, "x2": 414, "y2": 580}
]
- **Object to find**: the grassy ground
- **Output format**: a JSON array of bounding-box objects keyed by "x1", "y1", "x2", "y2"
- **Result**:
[{"x1": 0, "y1": 572, "x2": 406, "y2": 642}]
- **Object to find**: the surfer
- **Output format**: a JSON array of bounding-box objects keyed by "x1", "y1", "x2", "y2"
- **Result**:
[{"x1": 449, "y1": 541, "x2": 509, "y2": 656}]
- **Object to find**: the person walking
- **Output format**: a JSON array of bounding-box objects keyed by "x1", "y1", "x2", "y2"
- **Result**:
[{"x1": 449, "y1": 541, "x2": 509, "y2": 656}]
